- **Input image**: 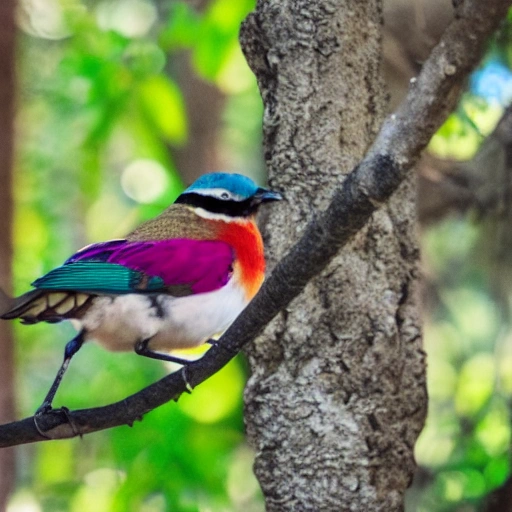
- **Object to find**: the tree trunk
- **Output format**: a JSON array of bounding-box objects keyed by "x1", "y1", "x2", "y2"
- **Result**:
[
  {"x1": 173, "y1": 51, "x2": 226, "y2": 185},
  {"x1": 158, "y1": 0, "x2": 226, "y2": 186},
  {"x1": 0, "y1": 0, "x2": 17, "y2": 508},
  {"x1": 240, "y1": 1, "x2": 427, "y2": 510}
]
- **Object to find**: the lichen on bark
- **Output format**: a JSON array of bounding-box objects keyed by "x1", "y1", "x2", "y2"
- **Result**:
[{"x1": 240, "y1": 1, "x2": 427, "y2": 509}]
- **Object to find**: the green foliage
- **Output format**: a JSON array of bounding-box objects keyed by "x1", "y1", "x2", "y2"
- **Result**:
[
  {"x1": 408, "y1": 22, "x2": 512, "y2": 511},
  {"x1": 408, "y1": 218, "x2": 512, "y2": 511},
  {"x1": 13, "y1": 1, "x2": 512, "y2": 511},
  {"x1": 11, "y1": 0, "x2": 263, "y2": 510},
  {"x1": 161, "y1": 0, "x2": 255, "y2": 81},
  {"x1": 429, "y1": 95, "x2": 503, "y2": 160}
]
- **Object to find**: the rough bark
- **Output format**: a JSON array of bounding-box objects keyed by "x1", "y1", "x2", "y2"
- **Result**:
[
  {"x1": 240, "y1": 1, "x2": 424, "y2": 510},
  {"x1": 241, "y1": 0, "x2": 512, "y2": 508},
  {"x1": 0, "y1": 0, "x2": 17, "y2": 507}
]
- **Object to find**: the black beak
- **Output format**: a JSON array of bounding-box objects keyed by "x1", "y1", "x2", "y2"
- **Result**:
[{"x1": 254, "y1": 187, "x2": 284, "y2": 204}]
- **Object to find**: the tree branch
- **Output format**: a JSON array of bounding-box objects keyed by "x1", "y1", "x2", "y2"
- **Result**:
[
  {"x1": 1, "y1": 0, "x2": 510, "y2": 447},
  {"x1": 418, "y1": 103, "x2": 512, "y2": 223}
]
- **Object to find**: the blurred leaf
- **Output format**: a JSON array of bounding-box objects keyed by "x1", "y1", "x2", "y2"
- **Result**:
[
  {"x1": 455, "y1": 353, "x2": 495, "y2": 416},
  {"x1": 71, "y1": 468, "x2": 125, "y2": 512},
  {"x1": 193, "y1": 22, "x2": 233, "y2": 80},
  {"x1": 123, "y1": 40, "x2": 166, "y2": 78},
  {"x1": 36, "y1": 442, "x2": 75, "y2": 485},
  {"x1": 475, "y1": 401, "x2": 511, "y2": 456},
  {"x1": 160, "y1": 3, "x2": 200, "y2": 48},
  {"x1": 484, "y1": 456, "x2": 510, "y2": 490},
  {"x1": 193, "y1": 0, "x2": 255, "y2": 81},
  {"x1": 442, "y1": 288, "x2": 499, "y2": 349},
  {"x1": 178, "y1": 357, "x2": 245, "y2": 424},
  {"x1": 12, "y1": 1, "x2": 261, "y2": 511},
  {"x1": 137, "y1": 75, "x2": 188, "y2": 144},
  {"x1": 462, "y1": 438, "x2": 490, "y2": 468},
  {"x1": 429, "y1": 95, "x2": 503, "y2": 160}
]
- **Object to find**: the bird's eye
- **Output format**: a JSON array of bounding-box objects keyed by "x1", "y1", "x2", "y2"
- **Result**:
[{"x1": 220, "y1": 192, "x2": 230, "y2": 200}]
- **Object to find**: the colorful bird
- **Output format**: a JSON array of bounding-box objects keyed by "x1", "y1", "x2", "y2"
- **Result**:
[{"x1": 0, "y1": 172, "x2": 282, "y2": 413}]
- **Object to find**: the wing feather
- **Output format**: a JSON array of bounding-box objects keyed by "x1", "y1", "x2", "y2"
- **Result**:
[
  {"x1": 1, "y1": 238, "x2": 234, "y2": 324},
  {"x1": 35, "y1": 239, "x2": 234, "y2": 295},
  {"x1": 0, "y1": 289, "x2": 93, "y2": 323}
]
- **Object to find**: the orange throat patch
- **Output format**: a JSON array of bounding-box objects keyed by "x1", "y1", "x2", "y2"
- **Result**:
[{"x1": 217, "y1": 219, "x2": 265, "y2": 301}]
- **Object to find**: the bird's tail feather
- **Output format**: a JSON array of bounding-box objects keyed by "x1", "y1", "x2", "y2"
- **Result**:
[
  {"x1": 0, "y1": 289, "x2": 45, "y2": 321},
  {"x1": 1, "y1": 289, "x2": 93, "y2": 324}
]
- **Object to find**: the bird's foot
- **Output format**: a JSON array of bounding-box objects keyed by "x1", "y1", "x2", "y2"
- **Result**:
[
  {"x1": 34, "y1": 405, "x2": 81, "y2": 439},
  {"x1": 135, "y1": 339, "x2": 193, "y2": 365},
  {"x1": 205, "y1": 338, "x2": 219, "y2": 348},
  {"x1": 34, "y1": 404, "x2": 57, "y2": 439},
  {"x1": 181, "y1": 366, "x2": 194, "y2": 394},
  {"x1": 35, "y1": 401, "x2": 53, "y2": 416}
]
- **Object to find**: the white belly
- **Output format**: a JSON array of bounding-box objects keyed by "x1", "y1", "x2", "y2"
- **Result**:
[{"x1": 74, "y1": 278, "x2": 248, "y2": 352}]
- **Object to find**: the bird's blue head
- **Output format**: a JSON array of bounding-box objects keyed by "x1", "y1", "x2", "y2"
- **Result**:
[
  {"x1": 176, "y1": 172, "x2": 283, "y2": 217},
  {"x1": 185, "y1": 173, "x2": 259, "y2": 199}
]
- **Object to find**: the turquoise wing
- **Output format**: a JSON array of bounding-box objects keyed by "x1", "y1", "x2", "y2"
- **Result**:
[{"x1": 32, "y1": 261, "x2": 165, "y2": 294}]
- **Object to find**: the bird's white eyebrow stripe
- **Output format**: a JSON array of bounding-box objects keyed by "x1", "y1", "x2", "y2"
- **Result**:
[
  {"x1": 189, "y1": 188, "x2": 226, "y2": 195},
  {"x1": 187, "y1": 188, "x2": 240, "y2": 200},
  {"x1": 193, "y1": 207, "x2": 240, "y2": 222}
]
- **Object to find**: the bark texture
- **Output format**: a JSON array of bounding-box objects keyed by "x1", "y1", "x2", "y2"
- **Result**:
[
  {"x1": 0, "y1": 0, "x2": 16, "y2": 507},
  {"x1": 240, "y1": 1, "x2": 425, "y2": 510}
]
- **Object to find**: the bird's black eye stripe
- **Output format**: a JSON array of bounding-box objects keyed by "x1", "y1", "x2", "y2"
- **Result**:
[{"x1": 175, "y1": 192, "x2": 258, "y2": 217}]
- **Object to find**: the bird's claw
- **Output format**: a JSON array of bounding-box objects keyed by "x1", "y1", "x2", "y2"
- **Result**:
[
  {"x1": 33, "y1": 405, "x2": 81, "y2": 439},
  {"x1": 35, "y1": 402, "x2": 53, "y2": 416},
  {"x1": 33, "y1": 406, "x2": 53, "y2": 438}
]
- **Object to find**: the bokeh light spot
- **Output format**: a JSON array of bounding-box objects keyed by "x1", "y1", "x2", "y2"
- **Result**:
[
  {"x1": 455, "y1": 353, "x2": 495, "y2": 416},
  {"x1": 121, "y1": 159, "x2": 169, "y2": 204},
  {"x1": 96, "y1": 0, "x2": 157, "y2": 38}
]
